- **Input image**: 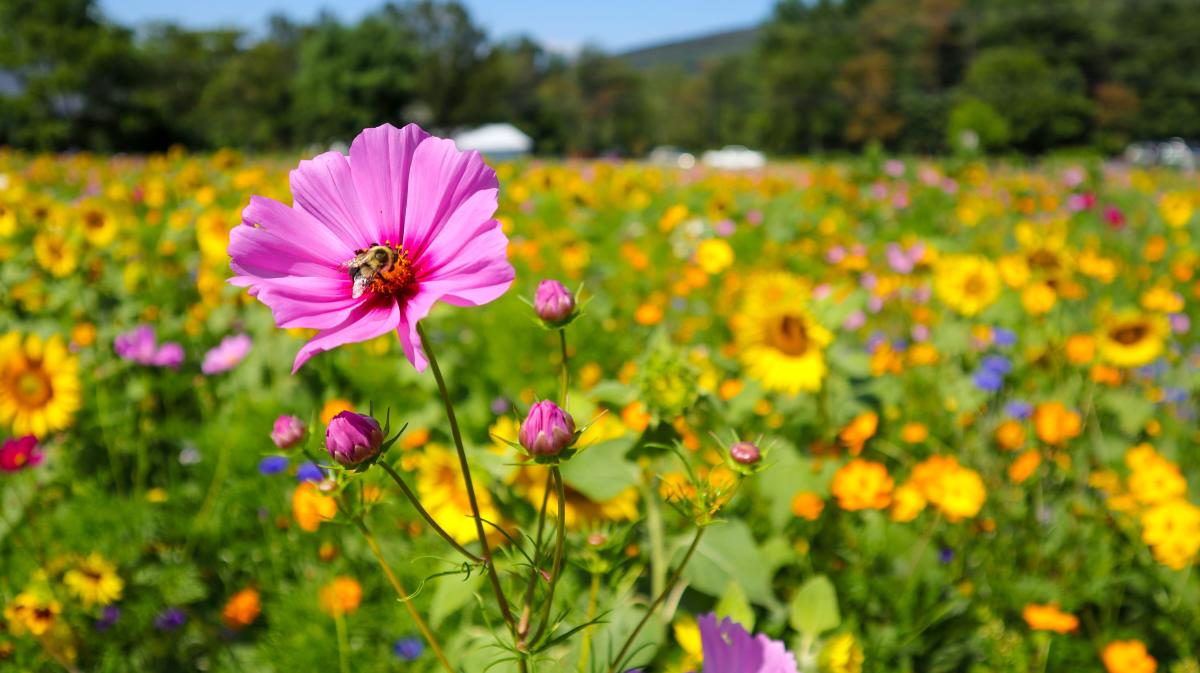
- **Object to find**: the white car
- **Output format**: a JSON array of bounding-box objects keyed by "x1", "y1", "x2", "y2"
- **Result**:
[{"x1": 701, "y1": 145, "x2": 767, "y2": 170}]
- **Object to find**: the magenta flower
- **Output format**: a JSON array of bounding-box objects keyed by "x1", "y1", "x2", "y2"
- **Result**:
[
  {"x1": 697, "y1": 614, "x2": 799, "y2": 673},
  {"x1": 534, "y1": 279, "x2": 575, "y2": 325},
  {"x1": 519, "y1": 401, "x2": 575, "y2": 457},
  {"x1": 1, "y1": 435, "x2": 43, "y2": 473},
  {"x1": 114, "y1": 325, "x2": 184, "y2": 368},
  {"x1": 228, "y1": 123, "x2": 515, "y2": 372},
  {"x1": 201, "y1": 334, "x2": 252, "y2": 375},
  {"x1": 271, "y1": 415, "x2": 306, "y2": 450},
  {"x1": 325, "y1": 411, "x2": 384, "y2": 466}
]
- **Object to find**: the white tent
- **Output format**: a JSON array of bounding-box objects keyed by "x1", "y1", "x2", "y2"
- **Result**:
[{"x1": 453, "y1": 123, "x2": 533, "y2": 159}]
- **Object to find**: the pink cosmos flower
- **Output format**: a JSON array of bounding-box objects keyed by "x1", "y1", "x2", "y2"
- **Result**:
[
  {"x1": 114, "y1": 325, "x2": 185, "y2": 368},
  {"x1": 201, "y1": 334, "x2": 252, "y2": 375},
  {"x1": 697, "y1": 613, "x2": 798, "y2": 673},
  {"x1": 228, "y1": 123, "x2": 514, "y2": 372},
  {"x1": 1, "y1": 435, "x2": 43, "y2": 472}
]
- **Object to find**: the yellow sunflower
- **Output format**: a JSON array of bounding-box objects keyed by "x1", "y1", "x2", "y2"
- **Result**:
[
  {"x1": 1097, "y1": 312, "x2": 1167, "y2": 368},
  {"x1": 732, "y1": 272, "x2": 831, "y2": 394},
  {"x1": 506, "y1": 464, "x2": 638, "y2": 529},
  {"x1": 0, "y1": 333, "x2": 81, "y2": 436},
  {"x1": 32, "y1": 232, "x2": 79, "y2": 278},
  {"x1": 411, "y1": 444, "x2": 503, "y2": 545},
  {"x1": 934, "y1": 254, "x2": 1002, "y2": 316},
  {"x1": 77, "y1": 199, "x2": 119, "y2": 247},
  {"x1": 63, "y1": 553, "x2": 124, "y2": 607}
]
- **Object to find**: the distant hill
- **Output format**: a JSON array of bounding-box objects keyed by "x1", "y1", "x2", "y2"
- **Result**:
[{"x1": 619, "y1": 26, "x2": 760, "y2": 72}]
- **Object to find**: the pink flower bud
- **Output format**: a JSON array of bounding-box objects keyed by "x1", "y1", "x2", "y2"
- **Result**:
[
  {"x1": 271, "y1": 415, "x2": 306, "y2": 450},
  {"x1": 325, "y1": 411, "x2": 384, "y2": 467},
  {"x1": 730, "y1": 441, "x2": 761, "y2": 466},
  {"x1": 519, "y1": 400, "x2": 576, "y2": 457},
  {"x1": 534, "y1": 280, "x2": 575, "y2": 325}
]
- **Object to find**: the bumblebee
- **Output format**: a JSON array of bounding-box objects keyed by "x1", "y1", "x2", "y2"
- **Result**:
[{"x1": 345, "y1": 244, "x2": 414, "y2": 299}]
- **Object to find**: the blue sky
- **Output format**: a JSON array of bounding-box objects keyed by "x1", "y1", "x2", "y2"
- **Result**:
[{"x1": 100, "y1": 1, "x2": 775, "y2": 52}]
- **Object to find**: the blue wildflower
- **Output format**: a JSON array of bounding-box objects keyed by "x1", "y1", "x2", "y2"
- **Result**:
[
  {"x1": 296, "y1": 461, "x2": 325, "y2": 483},
  {"x1": 258, "y1": 456, "x2": 289, "y2": 475},
  {"x1": 394, "y1": 636, "x2": 424, "y2": 661}
]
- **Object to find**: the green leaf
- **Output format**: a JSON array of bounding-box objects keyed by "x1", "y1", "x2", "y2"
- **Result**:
[
  {"x1": 561, "y1": 437, "x2": 638, "y2": 501},
  {"x1": 714, "y1": 580, "x2": 755, "y2": 631},
  {"x1": 682, "y1": 521, "x2": 778, "y2": 608},
  {"x1": 1099, "y1": 389, "x2": 1155, "y2": 437},
  {"x1": 429, "y1": 571, "x2": 484, "y2": 630},
  {"x1": 788, "y1": 575, "x2": 840, "y2": 637}
]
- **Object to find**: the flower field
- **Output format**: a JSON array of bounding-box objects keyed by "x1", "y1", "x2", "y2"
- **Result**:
[{"x1": 1, "y1": 138, "x2": 1199, "y2": 673}]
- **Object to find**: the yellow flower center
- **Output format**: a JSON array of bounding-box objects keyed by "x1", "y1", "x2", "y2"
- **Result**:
[
  {"x1": 768, "y1": 314, "x2": 810, "y2": 356},
  {"x1": 963, "y1": 273, "x2": 987, "y2": 296},
  {"x1": 16, "y1": 369, "x2": 52, "y2": 406}
]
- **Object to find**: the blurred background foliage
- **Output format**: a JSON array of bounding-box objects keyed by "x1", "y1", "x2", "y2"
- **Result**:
[{"x1": 1, "y1": 0, "x2": 1198, "y2": 155}]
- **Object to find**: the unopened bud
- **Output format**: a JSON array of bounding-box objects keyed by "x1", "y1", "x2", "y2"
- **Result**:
[
  {"x1": 534, "y1": 280, "x2": 576, "y2": 325},
  {"x1": 519, "y1": 400, "x2": 576, "y2": 457},
  {"x1": 325, "y1": 411, "x2": 384, "y2": 467}
]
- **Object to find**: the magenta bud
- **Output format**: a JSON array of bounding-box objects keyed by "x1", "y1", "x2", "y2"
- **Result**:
[
  {"x1": 730, "y1": 441, "x2": 761, "y2": 466},
  {"x1": 519, "y1": 400, "x2": 576, "y2": 457},
  {"x1": 271, "y1": 415, "x2": 306, "y2": 450},
  {"x1": 534, "y1": 280, "x2": 576, "y2": 325},
  {"x1": 325, "y1": 411, "x2": 384, "y2": 467}
]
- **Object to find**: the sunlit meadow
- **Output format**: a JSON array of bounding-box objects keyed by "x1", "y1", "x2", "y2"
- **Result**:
[{"x1": 1, "y1": 141, "x2": 1199, "y2": 673}]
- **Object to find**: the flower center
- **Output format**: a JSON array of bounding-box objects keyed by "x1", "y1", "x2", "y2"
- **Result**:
[
  {"x1": 1110, "y1": 322, "x2": 1148, "y2": 346},
  {"x1": 356, "y1": 244, "x2": 417, "y2": 298},
  {"x1": 15, "y1": 370, "x2": 52, "y2": 406},
  {"x1": 84, "y1": 210, "x2": 106, "y2": 230},
  {"x1": 963, "y1": 273, "x2": 987, "y2": 296},
  {"x1": 768, "y1": 314, "x2": 810, "y2": 356}
]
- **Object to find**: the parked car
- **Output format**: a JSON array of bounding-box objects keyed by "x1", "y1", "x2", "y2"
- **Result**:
[{"x1": 701, "y1": 145, "x2": 767, "y2": 170}]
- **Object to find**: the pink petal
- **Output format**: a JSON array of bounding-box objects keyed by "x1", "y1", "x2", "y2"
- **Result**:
[
  {"x1": 349, "y1": 123, "x2": 431, "y2": 245},
  {"x1": 292, "y1": 299, "x2": 401, "y2": 373},
  {"x1": 396, "y1": 289, "x2": 440, "y2": 372},
  {"x1": 402, "y1": 137, "x2": 498, "y2": 260},
  {"x1": 290, "y1": 151, "x2": 378, "y2": 250}
]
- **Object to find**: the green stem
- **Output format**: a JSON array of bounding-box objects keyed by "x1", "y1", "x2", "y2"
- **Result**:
[
  {"x1": 418, "y1": 324, "x2": 517, "y2": 634},
  {"x1": 334, "y1": 612, "x2": 350, "y2": 673},
  {"x1": 379, "y1": 461, "x2": 483, "y2": 563},
  {"x1": 578, "y1": 572, "x2": 601, "y2": 672},
  {"x1": 607, "y1": 526, "x2": 706, "y2": 673},
  {"x1": 518, "y1": 471, "x2": 555, "y2": 644},
  {"x1": 342, "y1": 499, "x2": 456, "y2": 673},
  {"x1": 530, "y1": 467, "x2": 567, "y2": 646},
  {"x1": 558, "y1": 329, "x2": 570, "y2": 407},
  {"x1": 642, "y1": 478, "x2": 667, "y2": 597}
]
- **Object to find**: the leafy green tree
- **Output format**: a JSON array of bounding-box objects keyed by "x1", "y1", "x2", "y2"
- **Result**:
[
  {"x1": 962, "y1": 47, "x2": 1093, "y2": 152},
  {"x1": 291, "y1": 10, "x2": 418, "y2": 145}
]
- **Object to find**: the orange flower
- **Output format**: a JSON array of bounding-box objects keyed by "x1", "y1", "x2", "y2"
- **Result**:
[
  {"x1": 292, "y1": 483, "x2": 337, "y2": 532},
  {"x1": 222, "y1": 588, "x2": 261, "y2": 630},
  {"x1": 832, "y1": 459, "x2": 893, "y2": 511},
  {"x1": 319, "y1": 577, "x2": 362, "y2": 617},
  {"x1": 1065, "y1": 334, "x2": 1096, "y2": 364},
  {"x1": 1034, "y1": 402, "x2": 1082, "y2": 446},
  {"x1": 320, "y1": 398, "x2": 353, "y2": 425},
  {"x1": 620, "y1": 401, "x2": 651, "y2": 432},
  {"x1": 900, "y1": 422, "x2": 928, "y2": 444},
  {"x1": 994, "y1": 420, "x2": 1026, "y2": 451},
  {"x1": 839, "y1": 411, "x2": 879, "y2": 456},
  {"x1": 791, "y1": 492, "x2": 825, "y2": 521},
  {"x1": 1102, "y1": 640, "x2": 1157, "y2": 673},
  {"x1": 1022, "y1": 603, "x2": 1078, "y2": 633},
  {"x1": 1008, "y1": 450, "x2": 1041, "y2": 484}
]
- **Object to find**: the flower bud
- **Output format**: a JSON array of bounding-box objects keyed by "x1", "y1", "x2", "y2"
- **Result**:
[
  {"x1": 730, "y1": 441, "x2": 761, "y2": 466},
  {"x1": 519, "y1": 400, "x2": 576, "y2": 457},
  {"x1": 534, "y1": 280, "x2": 575, "y2": 325},
  {"x1": 271, "y1": 415, "x2": 306, "y2": 450},
  {"x1": 325, "y1": 411, "x2": 384, "y2": 467}
]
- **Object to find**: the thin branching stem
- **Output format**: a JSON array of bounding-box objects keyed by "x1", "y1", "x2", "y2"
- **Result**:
[
  {"x1": 418, "y1": 324, "x2": 518, "y2": 635},
  {"x1": 607, "y1": 525, "x2": 707, "y2": 673},
  {"x1": 379, "y1": 460, "x2": 484, "y2": 563}
]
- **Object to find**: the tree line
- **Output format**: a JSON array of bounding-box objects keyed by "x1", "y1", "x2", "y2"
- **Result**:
[{"x1": 1, "y1": 0, "x2": 1197, "y2": 155}]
